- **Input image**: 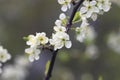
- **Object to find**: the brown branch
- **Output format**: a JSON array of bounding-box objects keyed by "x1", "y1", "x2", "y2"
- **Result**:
[{"x1": 45, "y1": 0, "x2": 85, "y2": 80}]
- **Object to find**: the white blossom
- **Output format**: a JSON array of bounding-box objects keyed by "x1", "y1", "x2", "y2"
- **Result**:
[
  {"x1": 26, "y1": 34, "x2": 38, "y2": 47},
  {"x1": 97, "y1": 0, "x2": 111, "y2": 12},
  {"x1": 25, "y1": 32, "x2": 48, "y2": 62},
  {"x1": 76, "y1": 20, "x2": 89, "y2": 42},
  {"x1": 58, "y1": 0, "x2": 72, "y2": 12},
  {"x1": 26, "y1": 32, "x2": 48, "y2": 47},
  {"x1": 50, "y1": 32, "x2": 72, "y2": 50},
  {"x1": 55, "y1": 13, "x2": 67, "y2": 26},
  {"x1": 54, "y1": 26, "x2": 66, "y2": 32},
  {"x1": 0, "y1": 46, "x2": 11, "y2": 63},
  {"x1": 80, "y1": 0, "x2": 99, "y2": 18},
  {"x1": 25, "y1": 47, "x2": 41, "y2": 62},
  {"x1": 36, "y1": 32, "x2": 49, "y2": 45}
]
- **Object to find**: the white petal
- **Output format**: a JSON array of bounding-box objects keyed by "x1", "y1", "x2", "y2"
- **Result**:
[
  {"x1": 58, "y1": 0, "x2": 65, "y2": 4},
  {"x1": 93, "y1": 7, "x2": 99, "y2": 13},
  {"x1": 61, "y1": 5, "x2": 68, "y2": 12},
  {"x1": 80, "y1": 7, "x2": 88, "y2": 14},
  {"x1": 55, "y1": 20, "x2": 62, "y2": 26},
  {"x1": 29, "y1": 55, "x2": 34, "y2": 62},
  {"x1": 91, "y1": 13, "x2": 98, "y2": 21},
  {"x1": 67, "y1": 3, "x2": 71, "y2": 9},
  {"x1": 103, "y1": 5, "x2": 110, "y2": 12},
  {"x1": 90, "y1": 0, "x2": 96, "y2": 6},
  {"x1": 55, "y1": 42, "x2": 64, "y2": 49},
  {"x1": 25, "y1": 48, "x2": 33, "y2": 54},
  {"x1": 86, "y1": 10, "x2": 93, "y2": 18},
  {"x1": 59, "y1": 13, "x2": 66, "y2": 20},
  {"x1": 65, "y1": 41, "x2": 72, "y2": 48},
  {"x1": 35, "y1": 55, "x2": 40, "y2": 60},
  {"x1": 97, "y1": 3, "x2": 103, "y2": 10},
  {"x1": 35, "y1": 49, "x2": 41, "y2": 55},
  {"x1": 83, "y1": 0, "x2": 89, "y2": 7}
]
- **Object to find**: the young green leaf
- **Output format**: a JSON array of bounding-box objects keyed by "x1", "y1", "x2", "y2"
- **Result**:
[
  {"x1": 45, "y1": 60, "x2": 51, "y2": 75},
  {"x1": 72, "y1": 11, "x2": 81, "y2": 23}
]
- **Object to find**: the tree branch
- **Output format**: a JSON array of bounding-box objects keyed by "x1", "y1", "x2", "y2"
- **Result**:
[
  {"x1": 66, "y1": 0, "x2": 85, "y2": 32},
  {"x1": 45, "y1": 50, "x2": 58, "y2": 80},
  {"x1": 45, "y1": 0, "x2": 85, "y2": 80}
]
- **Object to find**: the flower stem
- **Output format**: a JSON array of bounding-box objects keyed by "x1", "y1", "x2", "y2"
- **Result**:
[
  {"x1": 66, "y1": 0, "x2": 85, "y2": 32},
  {"x1": 45, "y1": 0, "x2": 85, "y2": 80},
  {"x1": 45, "y1": 50, "x2": 58, "y2": 80}
]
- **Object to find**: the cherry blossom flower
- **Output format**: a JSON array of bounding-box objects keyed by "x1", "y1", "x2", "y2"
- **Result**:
[
  {"x1": 50, "y1": 32, "x2": 72, "y2": 50},
  {"x1": 58, "y1": 0, "x2": 72, "y2": 12},
  {"x1": 25, "y1": 47, "x2": 41, "y2": 62},
  {"x1": 0, "y1": 46, "x2": 11, "y2": 63},
  {"x1": 97, "y1": 0, "x2": 111, "y2": 12},
  {"x1": 55, "y1": 13, "x2": 67, "y2": 26},
  {"x1": 80, "y1": 0, "x2": 99, "y2": 18}
]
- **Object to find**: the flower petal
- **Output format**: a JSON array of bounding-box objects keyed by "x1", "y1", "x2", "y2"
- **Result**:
[{"x1": 65, "y1": 41, "x2": 72, "y2": 48}]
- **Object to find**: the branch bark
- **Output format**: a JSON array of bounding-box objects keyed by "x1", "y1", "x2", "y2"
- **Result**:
[{"x1": 45, "y1": 0, "x2": 85, "y2": 80}]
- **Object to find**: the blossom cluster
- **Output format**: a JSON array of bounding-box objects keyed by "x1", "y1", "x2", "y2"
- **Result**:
[
  {"x1": 107, "y1": 29, "x2": 120, "y2": 54},
  {"x1": 25, "y1": 0, "x2": 111, "y2": 62},
  {"x1": 25, "y1": 13, "x2": 72, "y2": 62},
  {"x1": 0, "y1": 45, "x2": 11, "y2": 73},
  {"x1": 58, "y1": 0, "x2": 111, "y2": 42},
  {"x1": 76, "y1": 0, "x2": 111, "y2": 42},
  {"x1": 25, "y1": 32, "x2": 49, "y2": 62},
  {"x1": 50, "y1": 13, "x2": 72, "y2": 50}
]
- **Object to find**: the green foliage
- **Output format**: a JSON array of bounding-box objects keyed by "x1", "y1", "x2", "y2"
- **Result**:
[
  {"x1": 72, "y1": 11, "x2": 81, "y2": 23},
  {"x1": 23, "y1": 37, "x2": 29, "y2": 41},
  {"x1": 45, "y1": 60, "x2": 51, "y2": 75}
]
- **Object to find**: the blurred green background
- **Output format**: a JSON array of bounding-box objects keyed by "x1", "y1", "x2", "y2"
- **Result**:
[{"x1": 0, "y1": 0, "x2": 120, "y2": 80}]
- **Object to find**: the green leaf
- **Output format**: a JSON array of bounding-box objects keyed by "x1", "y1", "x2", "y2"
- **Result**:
[
  {"x1": 73, "y1": 11, "x2": 81, "y2": 23},
  {"x1": 23, "y1": 37, "x2": 29, "y2": 41},
  {"x1": 45, "y1": 60, "x2": 51, "y2": 75}
]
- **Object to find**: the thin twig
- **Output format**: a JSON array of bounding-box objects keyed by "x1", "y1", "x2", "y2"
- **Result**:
[
  {"x1": 45, "y1": 50, "x2": 58, "y2": 80},
  {"x1": 45, "y1": 0, "x2": 85, "y2": 80}
]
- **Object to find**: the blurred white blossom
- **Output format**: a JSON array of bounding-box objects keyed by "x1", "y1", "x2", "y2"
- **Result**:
[
  {"x1": 85, "y1": 44, "x2": 99, "y2": 59},
  {"x1": 97, "y1": 0, "x2": 111, "y2": 12},
  {"x1": 1, "y1": 55, "x2": 30, "y2": 80},
  {"x1": 107, "y1": 30, "x2": 120, "y2": 54},
  {"x1": 75, "y1": 20, "x2": 89, "y2": 42}
]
